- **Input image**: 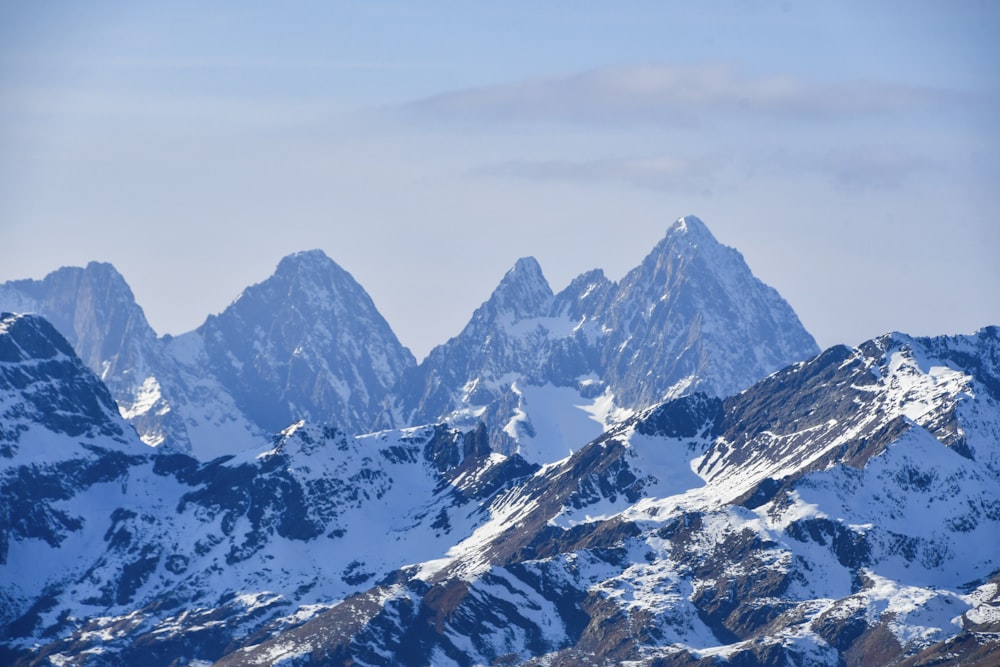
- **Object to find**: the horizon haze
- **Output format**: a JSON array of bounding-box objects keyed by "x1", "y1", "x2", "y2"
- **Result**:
[{"x1": 1, "y1": 1, "x2": 997, "y2": 359}]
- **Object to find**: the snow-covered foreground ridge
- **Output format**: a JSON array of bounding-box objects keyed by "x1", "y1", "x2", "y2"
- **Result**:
[
  {"x1": 218, "y1": 328, "x2": 1000, "y2": 667},
  {"x1": 1, "y1": 307, "x2": 998, "y2": 666}
]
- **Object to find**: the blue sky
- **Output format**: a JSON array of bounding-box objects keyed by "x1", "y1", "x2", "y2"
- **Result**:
[{"x1": 1, "y1": 1, "x2": 997, "y2": 359}]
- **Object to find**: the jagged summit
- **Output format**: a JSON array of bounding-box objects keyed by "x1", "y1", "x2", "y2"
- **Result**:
[
  {"x1": 392, "y1": 214, "x2": 820, "y2": 458},
  {"x1": 197, "y1": 250, "x2": 416, "y2": 434},
  {"x1": 0, "y1": 261, "x2": 158, "y2": 364},
  {"x1": 0, "y1": 215, "x2": 815, "y2": 460},
  {"x1": 227, "y1": 249, "x2": 372, "y2": 314},
  {"x1": 668, "y1": 213, "x2": 713, "y2": 238},
  {"x1": 276, "y1": 247, "x2": 331, "y2": 267},
  {"x1": 270, "y1": 249, "x2": 350, "y2": 289},
  {"x1": 0, "y1": 250, "x2": 417, "y2": 455},
  {"x1": 635, "y1": 214, "x2": 736, "y2": 275},
  {"x1": 476, "y1": 256, "x2": 553, "y2": 323}
]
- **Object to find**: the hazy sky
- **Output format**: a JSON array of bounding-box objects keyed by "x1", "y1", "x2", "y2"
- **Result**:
[{"x1": 2, "y1": 1, "x2": 998, "y2": 360}]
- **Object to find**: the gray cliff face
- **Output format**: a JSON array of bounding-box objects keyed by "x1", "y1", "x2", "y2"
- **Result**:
[
  {"x1": 207, "y1": 327, "x2": 1000, "y2": 667},
  {"x1": 1, "y1": 250, "x2": 998, "y2": 665},
  {"x1": 0, "y1": 264, "x2": 188, "y2": 449},
  {"x1": 0, "y1": 262, "x2": 157, "y2": 380},
  {"x1": 391, "y1": 216, "x2": 820, "y2": 455},
  {"x1": 597, "y1": 215, "x2": 819, "y2": 405},
  {"x1": 0, "y1": 251, "x2": 417, "y2": 456},
  {"x1": 197, "y1": 249, "x2": 416, "y2": 435}
]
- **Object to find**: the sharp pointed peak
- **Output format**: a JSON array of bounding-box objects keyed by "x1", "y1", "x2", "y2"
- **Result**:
[
  {"x1": 666, "y1": 214, "x2": 716, "y2": 241},
  {"x1": 497, "y1": 256, "x2": 550, "y2": 290},
  {"x1": 276, "y1": 249, "x2": 337, "y2": 272},
  {"x1": 568, "y1": 267, "x2": 608, "y2": 285},
  {"x1": 268, "y1": 250, "x2": 359, "y2": 291},
  {"x1": 474, "y1": 256, "x2": 553, "y2": 322},
  {"x1": 641, "y1": 214, "x2": 732, "y2": 266},
  {"x1": 508, "y1": 255, "x2": 542, "y2": 272}
]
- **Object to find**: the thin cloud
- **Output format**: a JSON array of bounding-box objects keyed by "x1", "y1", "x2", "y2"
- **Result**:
[
  {"x1": 475, "y1": 147, "x2": 935, "y2": 195},
  {"x1": 407, "y1": 62, "x2": 961, "y2": 126},
  {"x1": 765, "y1": 147, "x2": 939, "y2": 190},
  {"x1": 472, "y1": 154, "x2": 720, "y2": 193}
]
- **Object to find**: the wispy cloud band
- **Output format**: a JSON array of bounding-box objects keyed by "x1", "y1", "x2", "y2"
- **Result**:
[
  {"x1": 472, "y1": 154, "x2": 720, "y2": 193},
  {"x1": 408, "y1": 62, "x2": 963, "y2": 126}
]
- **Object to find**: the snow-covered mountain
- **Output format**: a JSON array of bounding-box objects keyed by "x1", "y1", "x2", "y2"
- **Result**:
[
  {"x1": 0, "y1": 216, "x2": 815, "y2": 464},
  {"x1": 0, "y1": 312, "x2": 535, "y2": 664},
  {"x1": 0, "y1": 251, "x2": 416, "y2": 459},
  {"x1": 3, "y1": 214, "x2": 998, "y2": 666},
  {"x1": 197, "y1": 249, "x2": 416, "y2": 435},
  {"x1": 0, "y1": 312, "x2": 149, "y2": 623},
  {"x1": 209, "y1": 327, "x2": 1000, "y2": 667},
  {"x1": 389, "y1": 215, "x2": 819, "y2": 462},
  {"x1": 0, "y1": 263, "x2": 189, "y2": 449},
  {"x1": 2, "y1": 307, "x2": 997, "y2": 666}
]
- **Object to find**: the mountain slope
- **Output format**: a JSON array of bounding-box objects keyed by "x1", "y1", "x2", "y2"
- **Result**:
[
  {"x1": 198, "y1": 249, "x2": 416, "y2": 435},
  {"x1": 596, "y1": 215, "x2": 819, "y2": 406},
  {"x1": 0, "y1": 264, "x2": 188, "y2": 449},
  {"x1": 0, "y1": 312, "x2": 535, "y2": 666},
  {"x1": 0, "y1": 312, "x2": 148, "y2": 628},
  {"x1": 222, "y1": 327, "x2": 1000, "y2": 667},
  {"x1": 389, "y1": 215, "x2": 819, "y2": 462},
  {"x1": 0, "y1": 251, "x2": 417, "y2": 459}
]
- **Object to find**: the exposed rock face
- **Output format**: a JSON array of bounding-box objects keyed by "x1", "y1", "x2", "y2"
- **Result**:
[
  {"x1": 389, "y1": 216, "x2": 819, "y2": 459},
  {"x1": 2, "y1": 315, "x2": 997, "y2": 666},
  {"x1": 0, "y1": 216, "x2": 815, "y2": 463},
  {"x1": 0, "y1": 312, "x2": 534, "y2": 666},
  {"x1": 0, "y1": 264, "x2": 187, "y2": 449},
  {"x1": 2, "y1": 217, "x2": 996, "y2": 666},
  {"x1": 207, "y1": 327, "x2": 999, "y2": 667},
  {"x1": 197, "y1": 249, "x2": 416, "y2": 434},
  {"x1": 0, "y1": 312, "x2": 132, "y2": 458},
  {"x1": 0, "y1": 251, "x2": 416, "y2": 458}
]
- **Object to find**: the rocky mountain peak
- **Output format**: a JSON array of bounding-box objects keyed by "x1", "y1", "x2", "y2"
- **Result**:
[
  {"x1": 0, "y1": 312, "x2": 130, "y2": 455},
  {"x1": 667, "y1": 213, "x2": 712, "y2": 238},
  {"x1": 551, "y1": 267, "x2": 613, "y2": 319},
  {"x1": 196, "y1": 250, "x2": 416, "y2": 435},
  {"x1": 596, "y1": 216, "x2": 819, "y2": 405},
  {"x1": 0, "y1": 262, "x2": 157, "y2": 371},
  {"x1": 272, "y1": 249, "x2": 343, "y2": 291},
  {"x1": 0, "y1": 312, "x2": 76, "y2": 363},
  {"x1": 228, "y1": 249, "x2": 371, "y2": 318},
  {"x1": 480, "y1": 256, "x2": 553, "y2": 323},
  {"x1": 632, "y1": 214, "x2": 732, "y2": 285}
]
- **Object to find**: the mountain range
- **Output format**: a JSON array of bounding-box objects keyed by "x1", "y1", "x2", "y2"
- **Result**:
[
  {"x1": 1, "y1": 215, "x2": 997, "y2": 666},
  {"x1": 0, "y1": 216, "x2": 818, "y2": 464}
]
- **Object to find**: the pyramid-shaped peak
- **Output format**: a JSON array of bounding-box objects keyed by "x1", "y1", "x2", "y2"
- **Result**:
[
  {"x1": 504, "y1": 256, "x2": 547, "y2": 283},
  {"x1": 496, "y1": 256, "x2": 551, "y2": 298},
  {"x1": 666, "y1": 215, "x2": 717, "y2": 242},
  {"x1": 477, "y1": 256, "x2": 553, "y2": 323},
  {"x1": 265, "y1": 249, "x2": 364, "y2": 303},
  {"x1": 275, "y1": 249, "x2": 338, "y2": 275}
]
